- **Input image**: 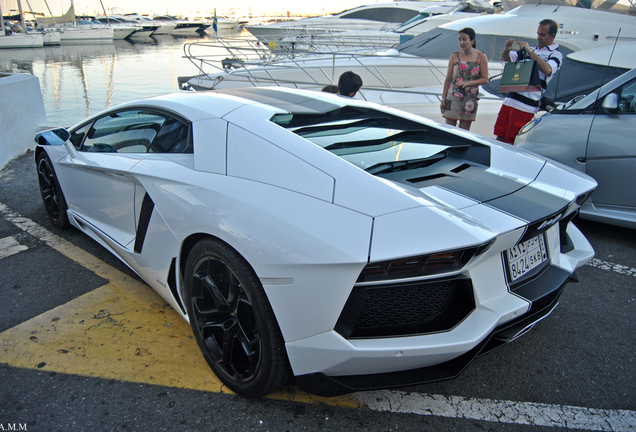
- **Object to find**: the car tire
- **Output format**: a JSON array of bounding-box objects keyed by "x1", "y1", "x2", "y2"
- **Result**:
[
  {"x1": 184, "y1": 238, "x2": 292, "y2": 398},
  {"x1": 36, "y1": 152, "x2": 70, "y2": 229}
]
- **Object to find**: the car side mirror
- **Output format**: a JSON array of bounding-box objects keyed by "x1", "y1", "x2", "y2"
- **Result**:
[
  {"x1": 601, "y1": 93, "x2": 619, "y2": 114},
  {"x1": 34, "y1": 128, "x2": 77, "y2": 158},
  {"x1": 35, "y1": 128, "x2": 70, "y2": 146}
]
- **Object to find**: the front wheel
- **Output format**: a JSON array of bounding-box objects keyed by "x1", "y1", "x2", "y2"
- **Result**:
[
  {"x1": 184, "y1": 238, "x2": 292, "y2": 398},
  {"x1": 36, "y1": 152, "x2": 70, "y2": 229}
]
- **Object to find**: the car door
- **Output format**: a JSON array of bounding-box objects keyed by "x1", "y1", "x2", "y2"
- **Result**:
[
  {"x1": 586, "y1": 78, "x2": 636, "y2": 213},
  {"x1": 55, "y1": 109, "x2": 189, "y2": 248}
]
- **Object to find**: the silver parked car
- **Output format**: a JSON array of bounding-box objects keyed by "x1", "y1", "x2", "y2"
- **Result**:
[{"x1": 516, "y1": 67, "x2": 636, "y2": 229}]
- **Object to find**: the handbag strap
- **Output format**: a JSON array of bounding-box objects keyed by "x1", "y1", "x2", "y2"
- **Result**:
[{"x1": 508, "y1": 92, "x2": 540, "y2": 107}]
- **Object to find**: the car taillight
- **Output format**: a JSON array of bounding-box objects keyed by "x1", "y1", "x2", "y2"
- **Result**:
[{"x1": 357, "y1": 241, "x2": 494, "y2": 283}]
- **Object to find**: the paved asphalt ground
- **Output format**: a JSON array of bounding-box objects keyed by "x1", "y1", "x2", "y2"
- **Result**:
[{"x1": 0, "y1": 151, "x2": 634, "y2": 432}]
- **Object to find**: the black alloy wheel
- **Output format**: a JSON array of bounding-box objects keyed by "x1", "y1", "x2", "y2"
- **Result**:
[
  {"x1": 184, "y1": 238, "x2": 292, "y2": 398},
  {"x1": 36, "y1": 152, "x2": 70, "y2": 229}
]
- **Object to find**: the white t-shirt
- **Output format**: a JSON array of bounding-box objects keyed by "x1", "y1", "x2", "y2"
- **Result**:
[{"x1": 502, "y1": 44, "x2": 563, "y2": 114}]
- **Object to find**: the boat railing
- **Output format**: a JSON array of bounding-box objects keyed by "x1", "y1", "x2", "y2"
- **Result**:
[
  {"x1": 182, "y1": 47, "x2": 502, "y2": 90},
  {"x1": 182, "y1": 36, "x2": 374, "y2": 78},
  {"x1": 183, "y1": 37, "x2": 277, "y2": 73},
  {"x1": 182, "y1": 31, "x2": 407, "y2": 78},
  {"x1": 274, "y1": 25, "x2": 401, "y2": 51}
]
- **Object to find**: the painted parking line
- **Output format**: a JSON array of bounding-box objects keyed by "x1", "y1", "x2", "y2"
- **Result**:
[
  {"x1": 0, "y1": 236, "x2": 28, "y2": 260},
  {"x1": 1, "y1": 202, "x2": 635, "y2": 430},
  {"x1": 587, "y1": 258, "x2": 636, "y2": 278},
  {"x1": 0, "y1": 202, "x2": 361, "y2": 408},
  {"x1": 354, "y1": 391, "x2": 636, "y2": 431}
]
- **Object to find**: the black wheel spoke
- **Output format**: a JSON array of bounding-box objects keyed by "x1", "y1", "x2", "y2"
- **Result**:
[
  {"x1": 235, "y1": 325, "x2": 258, "y2": 373},
  {"x1": 203, "y1": 330, "x2": 223, "y2": 362},
  {"x1": 226, "y1": 270, "x2": 241, "y2": 309},
  {"x1": 198, "y1": 272, "x2": 231, "y2": 313},
  {"x1": 192, "y1": 295, "x2": 227, "y2": 319},
  {"x1": 219, "y1": 317, "x2": 238, "y2": 366}
]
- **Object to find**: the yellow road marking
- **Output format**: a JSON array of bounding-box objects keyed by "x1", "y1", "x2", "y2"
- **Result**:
[{"x1": 0, "y1": 202, "x2": 363, "y2": 408}]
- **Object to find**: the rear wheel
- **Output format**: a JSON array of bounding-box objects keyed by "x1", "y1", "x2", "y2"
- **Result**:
[
  {"x1": 184, "y1": 238, "x2": 292, "y2": 398},
  {"x1": 36, "y1": 152, "x2": 70, "y2": 229}
]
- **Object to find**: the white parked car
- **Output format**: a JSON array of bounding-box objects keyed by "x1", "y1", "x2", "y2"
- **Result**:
[{"x1": 35, "y1": 87, "x2": 596, "y2": 398}]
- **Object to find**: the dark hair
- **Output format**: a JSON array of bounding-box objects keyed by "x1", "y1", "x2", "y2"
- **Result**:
[
  {"x1": 539, "y1": 19, "x2": 558, "y2": 36},
  {"x1": 321, "y1": 84, "x2": 339, "y2": 93},
  {"x1": 459, "y1": 27, "x2": 476, "y2": 48},
  {"x1": 338, "y1": 71, "x2": 363, "y2": 97}
]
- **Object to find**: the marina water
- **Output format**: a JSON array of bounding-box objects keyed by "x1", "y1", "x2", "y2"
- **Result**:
[{"x1": 0, "y1": 29, "x2": 246, "y2": 128}]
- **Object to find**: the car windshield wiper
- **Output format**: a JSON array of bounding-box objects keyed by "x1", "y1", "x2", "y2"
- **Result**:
[
  {"x1": 365, "y1": 151, "x2": 448, "y2": 175},
  {"x1": 324, "y1": 129, "x2": 428, "y2": 151}
]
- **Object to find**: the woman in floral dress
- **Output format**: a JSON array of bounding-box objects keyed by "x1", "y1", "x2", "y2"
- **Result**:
[{"x1": 441, "y1": 28, "x2": 489, "y2": 131}]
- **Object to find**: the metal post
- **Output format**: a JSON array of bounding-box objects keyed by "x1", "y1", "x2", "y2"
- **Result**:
[{"x1": 0, "y1": 1, "x2": 5, "y2": 33}]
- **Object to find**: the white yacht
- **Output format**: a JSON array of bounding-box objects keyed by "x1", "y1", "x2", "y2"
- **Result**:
[
  {"x1": 123, "y1": 13, "x2": 174, "y2": 35},
  {"x1": 180, "y1": 1, "x2": 636, "y2": 136},
  {"x1": 35, "y1": 5, "x2": 114, "y2": 43},
  {"x1": 152, "y1": 15, "x2": 210, "y2": 35},
  {"x1": 0, "y1": 32, "x2": 43, "y2": 48},
  {"x1": 245, "y1": 2, "x2": 437, "y2": 45},
  {"x1": 58, "y1": 25, "x2": 114, "y2": 43},
  {"x1": 92, "y1": 17, "x2": 136, "y2": 39},
  {"x1": 0, "y1": 2, "x2": 43, "y2": 48},
  {"x1": 268, "y1": 1, "x2": 495, "y2": 51},
  {"x1": 0, "y1": 17, "x2": 44, "y2": 48},
  {"x1": 39, "y1": 28, "x2": 61, "y2": 45},
  {"x1": 94, "y1": 16, "x2": 159, "y2": 38}
]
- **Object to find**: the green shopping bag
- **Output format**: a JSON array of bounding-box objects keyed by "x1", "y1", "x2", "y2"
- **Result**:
[{"x1": 498, "y1": 60, "x2": 542, "y2": 93}]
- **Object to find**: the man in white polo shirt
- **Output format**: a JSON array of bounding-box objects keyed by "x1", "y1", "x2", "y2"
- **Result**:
[{"x1": 494, "y1": 19, "x2": 563, "y2": 144}]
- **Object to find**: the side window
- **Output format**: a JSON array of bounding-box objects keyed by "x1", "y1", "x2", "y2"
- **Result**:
[
  {"x1": 149, "y1": 117, "x2": 192, "y2": 153},
  {"x1": 618, "y1": 79, "x2": 636, "y2": 114},
  {"x1": 69, "y1": 123, "x2": 92, "y2": 149},
  {"x1": 81, "y1": 110, "x2": 165, "y2": 153}
]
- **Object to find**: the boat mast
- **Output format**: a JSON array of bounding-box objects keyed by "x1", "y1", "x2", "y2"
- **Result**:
[
  {"x1": 41, "y1": 0, "x2": 58, "y2": 25},
  {"x1": 17, "y1": 0, "x2": 25, "y2": 26},
  {"x1": 98, "y1": 0, "x2": 109, "y2": 25},
  {"x1": 24, "y1": 0, "x2": 37, "y2": 24}
]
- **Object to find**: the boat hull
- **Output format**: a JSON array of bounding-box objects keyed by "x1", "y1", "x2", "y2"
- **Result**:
[
  {"x1": 0, "y1": 33, "x2": 44, "y2": 48},
  {"x1": 60, "y1": 27, "x2": 114, "y2": 43}
]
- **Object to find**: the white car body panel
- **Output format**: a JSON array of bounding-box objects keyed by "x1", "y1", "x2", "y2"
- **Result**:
[
  {"x1": 34, "y1": 88, "x2": 598, "y2": 397},
  {"x1": 370, "y1": 205, "x2": 496, "y2": 262},
  {"x1": 226, "y1": 124, "x2": 335, "y2": 202},
  {"x1": 192, "y1": 119, "x2": 227, "y2": 175}
]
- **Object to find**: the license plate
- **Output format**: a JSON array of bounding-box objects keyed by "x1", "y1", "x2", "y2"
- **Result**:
[{"x1": 506, "y1": 234, "x2": 548, "y2": 282}]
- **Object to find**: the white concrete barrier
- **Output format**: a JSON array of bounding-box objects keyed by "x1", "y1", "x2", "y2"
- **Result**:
[{"x1": 0, "y1": 73, "x2": 48, "y2": 170}]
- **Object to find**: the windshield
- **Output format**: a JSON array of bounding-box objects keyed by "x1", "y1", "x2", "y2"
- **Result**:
[
  {"x1": 557, "y1": 91, "x2": 599, "y2": 111},
  {"x1": 397, "y1": 11, "x2": 432, "y2": 28},
  {"x1": 297, "y1": 121, "x2": 450, "y2": 170}
]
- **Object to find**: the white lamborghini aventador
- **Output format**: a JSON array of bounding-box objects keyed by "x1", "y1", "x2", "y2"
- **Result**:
[{"x1": 34, "y1": 87, "x2": 596, "y2": 398}]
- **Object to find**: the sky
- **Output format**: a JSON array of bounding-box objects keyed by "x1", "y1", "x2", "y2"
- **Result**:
[{"x1": 3, "y1": 0, "x2": 369, "y2": 17}]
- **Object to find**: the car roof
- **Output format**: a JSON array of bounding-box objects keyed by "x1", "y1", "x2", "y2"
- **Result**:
[
  {"x1": 598, "y1": 67, "x2": 636, "y2": 96},
  {"x1": 215, "y1": 87, "x2": 345, "y2": 115},
  {"x1": 125, "y1": 87, "x2": 355, "y2": 122}
]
